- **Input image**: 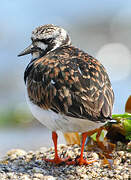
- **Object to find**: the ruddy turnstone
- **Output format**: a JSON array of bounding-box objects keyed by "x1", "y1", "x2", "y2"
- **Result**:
[{"x1": 18, "y1": 24, "x2": 114, "y2": 165}]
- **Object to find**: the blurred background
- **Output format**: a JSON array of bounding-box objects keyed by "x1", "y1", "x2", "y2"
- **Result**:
[{"x1": 0, "y1": 0, "x2": 131, "y2": 156}]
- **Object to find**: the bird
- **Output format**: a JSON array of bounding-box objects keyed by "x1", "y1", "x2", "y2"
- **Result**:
[{"x1": 18, "y1": 24, "x2": 114, "y2": 165}]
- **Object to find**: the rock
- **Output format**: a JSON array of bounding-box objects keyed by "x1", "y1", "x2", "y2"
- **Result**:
[
  {"x1": 6, "y1": 149, "x2": 26, "y2": 160},
  {"x1": 0, "y1": 144, "x2": 130, "y2": 179},
  {"x1": 117, "y1": 151, "x2": 124, "y2": 157},
  {"x1": 33, "y1": 173, "x2": 44, "y2": 179},
  {"x1": 123, "y1": 174, "x2": 129, "y2": 180},
  {"x1": 45, "y1": 176, "x2": 56, "y2": 180},
  {"x1": 32, "y1": 167, "x2": 46, "y2": 174},
  {"x1": 20, "y1": 174, "x2": 31, "y2": 180},
  {"x1": 92, "y1": 152, "x2": 99, "y2": 160}
]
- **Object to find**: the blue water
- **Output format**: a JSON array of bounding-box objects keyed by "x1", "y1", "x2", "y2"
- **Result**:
[{"x1": 0, "y1": 127, "x2": 65, "y2": 157}]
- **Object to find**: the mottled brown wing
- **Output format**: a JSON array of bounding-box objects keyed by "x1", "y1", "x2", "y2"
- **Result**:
[{"x1": 25, "y1": 47, "x2": 114, "y2": 122}]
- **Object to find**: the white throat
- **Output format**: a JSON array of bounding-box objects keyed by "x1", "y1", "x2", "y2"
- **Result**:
[
  {"x1": 32, "y1": 42, "x2": 48, "y2": 59},
  {"x1": 32, "y1": 52, "x2": 41, "y2": 59}
]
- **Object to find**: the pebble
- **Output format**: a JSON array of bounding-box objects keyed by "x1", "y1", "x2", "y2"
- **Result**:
[
  {"x1": 43, "y1": 176, "x2": 56, "y2": 180},
  {"x1": 108, "y1": 171, "x2": 114, "y2": 178},
  {"x1": 115, "y1": 174, "x2": 123, "y2": 180},
  {"x1": 101, "y1": 178, "x2": 109, "y2": 180},
  {"x1": 114, "y1": 158, "x2": 121, "y2": 165},
  {"x1": 0, "y1": 144, "x2": 130, "y2": 180},
  {"x1": 92, "y1": 152, "x2": 99, "y2": 160},
  {"x1": 33, "y1": 173, "x2": 44, "y2": 179},
  {"x1": 20, "y1": 174, "x2": 31, "y2": 180},
  {"x1": 7, "y1": 149, "x2": 26, "y2": 156},
  {"x1": 7, "y1": 172, "x2": 17, "y2": 179},
  {"x1": 32, "y1": 167, "x2": 46, "y2": 174},
  {"x1": 123, "y1": 174, "x2": 129, "y2": 180},
  {"x1": 117, "y1": 151, "x2": 124, "y2": 156}
]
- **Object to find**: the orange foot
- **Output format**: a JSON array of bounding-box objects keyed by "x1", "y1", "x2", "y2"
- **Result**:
[
  {"x1": 66, "y1": 157, "x2": 97, "y2": 165},
  {"x1": 43, "y1": 156, "x2": 70, "y2": 165}
]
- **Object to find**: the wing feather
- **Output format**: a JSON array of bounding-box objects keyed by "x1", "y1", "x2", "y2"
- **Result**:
[{"x1": 25, "y1": 46, "x2": 114, "y2": 122}]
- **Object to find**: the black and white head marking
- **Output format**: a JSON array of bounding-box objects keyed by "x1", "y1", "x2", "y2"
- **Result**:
[
  {"x1": 31, "y1": 24, "x2": 71, "y2": 58},
  {"x1": 18, "y1": 24, "x2": 71, "y2": 60}
]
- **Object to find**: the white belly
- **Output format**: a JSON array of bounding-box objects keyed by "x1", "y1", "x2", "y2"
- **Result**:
[{"x1": 25, "y1": 92, "x2": 104, "y2": 132}]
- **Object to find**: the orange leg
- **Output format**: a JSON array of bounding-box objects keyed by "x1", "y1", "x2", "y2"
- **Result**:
[
  {"x1": 77, "y1": 132, "x2": 96, "y2": 165},
  {"x1": 43, "y1": 132, "x2": 69, "y2": 164},
  {"x1": 67, "y1": 132, "x2": 97, "y2": 165}
]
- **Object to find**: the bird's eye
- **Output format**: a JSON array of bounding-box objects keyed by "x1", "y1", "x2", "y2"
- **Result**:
[
  {"x1": 47, "y1": 38, "x2": 52, "y2": 41},
  {"x1": 39, "y1": 38, "x2": 53, "y2": 44}
]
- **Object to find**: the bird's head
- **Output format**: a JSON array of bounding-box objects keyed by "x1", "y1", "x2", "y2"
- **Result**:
[{"x1": 18, "y1": 24, "x2": 71, "y2": 59}]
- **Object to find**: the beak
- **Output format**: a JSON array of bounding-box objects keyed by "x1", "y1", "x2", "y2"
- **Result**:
[{"x1": 18, "y1": 44, "x2": 34, "y2": 57}]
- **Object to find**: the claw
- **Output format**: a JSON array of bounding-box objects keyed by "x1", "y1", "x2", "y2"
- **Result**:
[
  {"x1": 66, "y1": 157, "x2": 97, "y2": 165},
  {"x1": 43, "y1": 156, "x2": 70, "y2": 165}
]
